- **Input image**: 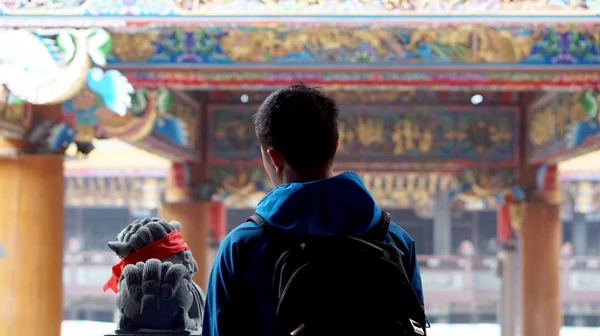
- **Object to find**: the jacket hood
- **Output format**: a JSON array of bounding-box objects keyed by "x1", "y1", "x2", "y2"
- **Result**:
[{"x1": 255, "y1": 172, "x2": 382, "y2": 236}]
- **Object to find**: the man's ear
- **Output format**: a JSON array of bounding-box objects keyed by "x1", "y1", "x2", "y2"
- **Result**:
[{"x1": 266, "y1": 148, "x2": 284, "y2": 171}]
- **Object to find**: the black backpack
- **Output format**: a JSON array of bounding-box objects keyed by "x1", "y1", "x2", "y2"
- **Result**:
[{"x1": 248, "y1": 211, "x2": 427, "y2": 336}]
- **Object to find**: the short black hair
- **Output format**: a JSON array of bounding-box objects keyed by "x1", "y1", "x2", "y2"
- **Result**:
[{"x1": 254, "y1": 84, "x2": 339, "y2": 172}]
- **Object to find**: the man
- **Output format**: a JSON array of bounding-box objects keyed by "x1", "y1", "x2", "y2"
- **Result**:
[{"x1": 202, "y1": 84, "x2": 425, "y2": 336}]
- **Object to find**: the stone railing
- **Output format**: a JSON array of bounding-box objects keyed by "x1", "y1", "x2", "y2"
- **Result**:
[{"x1": 63, "y1": 252, "x2": 600, "y2": 306}]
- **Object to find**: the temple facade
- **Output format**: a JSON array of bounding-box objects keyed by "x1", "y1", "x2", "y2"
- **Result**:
[{"x1": 2, "y1": 2, "x2": 600, "y2": 336}]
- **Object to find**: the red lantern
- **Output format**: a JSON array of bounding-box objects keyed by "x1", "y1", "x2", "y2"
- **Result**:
[{"x1": 497, "y1": 200, "x2": 514, "y2": 244}]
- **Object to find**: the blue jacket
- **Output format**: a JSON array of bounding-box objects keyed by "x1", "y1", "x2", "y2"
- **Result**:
[{"x1": 202, "y1": 172, "x2": 425, "y2": 336}]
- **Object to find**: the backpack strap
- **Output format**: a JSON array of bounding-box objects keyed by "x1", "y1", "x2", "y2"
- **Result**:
[
  {"x1": 361, "y1": 211, "x2": 391, "y2": 242},
  {"x1": 248, "y1": 213, "x2": 270, "y2": 229}
]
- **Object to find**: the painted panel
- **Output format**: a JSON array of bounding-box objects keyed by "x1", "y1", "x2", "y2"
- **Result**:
[
  {"x1": 0, "y1": 0, "x2": 596, "y2": 17},
  {"x1": 209, "y1": 104, "x2": 519, "y2": 168},
  {"x1": 107, "y1": 25, "x2": 600, "y2": 68},
  {"x1": 528, "y1": 89, "x2": 600, "y2": 163},
  {"x1": 209, "y1": 105, "x2": 260, "y2": 162}
]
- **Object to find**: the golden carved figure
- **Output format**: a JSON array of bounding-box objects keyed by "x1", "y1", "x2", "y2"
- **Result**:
[
  {"x1": 391, "y1": 123, "x2": 405, "y2": 154},
  {"x1": 355, "y1": 117, "x2": 384, "y2": 147},
  {"x1": 391, "y1": 119, "x2": 435, "y2": 154},
  {"x1": 529, "y1": 105, "x2": 556, "y2": 146},
  {"x1": 419, "y1": 128, "x2": 434, "y2": 153},
  {"x1": 338, "y1": 121, "x2": 355, "y2": 152},
  {"x1": 469, "y1": 27, "x2": 538, "y2": 63},
  {"x1": 215, "y1": 168, "x2": 271, "y2": 208},
  {"x1": 219, "y1": 30, "x2": 282, "y2": 62},
  {"x1": 112, "y1": 32, "x2": 160, "y2": 62}
]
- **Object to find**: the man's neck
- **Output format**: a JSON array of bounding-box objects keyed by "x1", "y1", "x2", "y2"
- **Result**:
[{"x1": 282, "y1": 167, "x2": 334, "y2": 184}]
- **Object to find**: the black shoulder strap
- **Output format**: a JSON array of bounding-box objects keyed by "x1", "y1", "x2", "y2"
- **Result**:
[
  {"x1": 248, "y1": 213, "x2": 270, "y2": 229},
  {"x1": 361, "y1": 211, "x2": 391, "y2": 242}
]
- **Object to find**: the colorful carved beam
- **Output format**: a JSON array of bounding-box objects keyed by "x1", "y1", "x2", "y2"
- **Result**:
[
  {"x1": 0, "y1": 0, "x2": 597, "y2": 19},
  {"x1": 62, "y1": 87, "x2": 201, "y2": 161},
  {"x1": 528, "y1": 88, "x2": 600, "y2": 164},
  {"x1": 127, "y1": 71, "x2": 600, "y2": 91},
  {"x1": 0, "y1": 28, "x2": 133, "y2": 116},
  {"x1": 105, "y1": 25, "x2": 600, "y2": 71}
]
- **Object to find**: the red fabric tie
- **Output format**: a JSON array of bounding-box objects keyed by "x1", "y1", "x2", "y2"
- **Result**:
[{"x1": 103, "y1": 230, "x2": 190, "y2": 293}]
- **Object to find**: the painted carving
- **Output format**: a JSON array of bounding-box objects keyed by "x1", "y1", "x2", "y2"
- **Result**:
[
  {"x1": 208, "y1": 166, "x2": 506, "y2": 212},
  {"x1": 62, "y1": 89, "x2": 157, "y2": 142},
  {"x1": 210, "y1": 166, "x2": 272, "y2": 209},
  {"x1": 527, "y1": 28, "x2": 600, "y2": 65},
  {"x1": 457, "y1": 168, "x2": 518, "y2": 200},
  {"x1": 107, "y1": 26, "x2": 600, "y2": 66},
  {"x1": 338, "y1": 110, "x2": 446, "y2": 157},
  {"x1": 528, "y1": 89, "x2": 600, "y2": 163},
  {"x1": 209, "y1": 106, "x2": 260, "y2": 161},
  {"x1": 154, "y1": 88, "x2": 198, "y2": 149},
  {"x1": 340, "y1": 106, "x2": 517, "y2": 164},
  {"x1": 0, "y1": 29, "x2": 133, "y2": 116},
  {"x1": 107, "y1": 218, "x2": 204, "y2": 334},
  {"x1": 111, "y1": 32, "x2": 162, "y2": 62},
  {"x1": 455, "y1": 112, "x2": 514, "y2": 158},
  {"x1": 62, "y1": 87, "x2": 198, "y2": 149},
  {"x1": 363, "y1": 172, "x2": 459, "y2": 214},
  {"x1": 566, "y1": 89, "x2": 600, "y2": 149},
  {"x1": 0, "y1": 0, "x2": 596, "y2": 16},
  {"x1": 0, "y1": 96, "x2": 31, "y2": 138}
]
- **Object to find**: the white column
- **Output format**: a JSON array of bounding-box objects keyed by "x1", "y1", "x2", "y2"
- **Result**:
[
  {"x1": 499, "y1": 248, "x2": 517, "y2": 336},
  {"x1": 433, "y1": 192, "x2": 452, "y2": 255},
  {"x1": 571, "y1": 213, "x2": 587, "y2": 255}
]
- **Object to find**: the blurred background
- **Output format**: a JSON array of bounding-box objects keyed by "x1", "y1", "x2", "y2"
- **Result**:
[{"x1": 59, "y1": 138, "x2": 600, "y2": 334}]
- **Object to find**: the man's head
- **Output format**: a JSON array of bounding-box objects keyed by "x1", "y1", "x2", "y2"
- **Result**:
[{"x1": 254, "y1": 84, "x2": 339, "y2": 186}]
